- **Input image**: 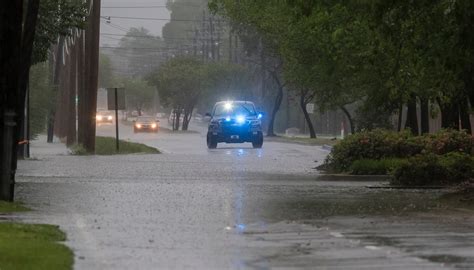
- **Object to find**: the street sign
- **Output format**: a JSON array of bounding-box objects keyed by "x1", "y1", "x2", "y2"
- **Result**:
[
  {"x1": 106, "y1": 88, "x2": 125, "y2": 152},
  {"x1": 306, "y1": 103, "x2": 315, "y2": 114},
  {"x1": 107, "y1": 88, "x2": 125, "y2": 110}
]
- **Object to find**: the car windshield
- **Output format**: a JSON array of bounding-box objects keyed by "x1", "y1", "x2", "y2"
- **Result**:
[
  {"x1": 137, "y1": 117, "x2": 154, "y2": 122},
  {"x1": 214, "y1": 102, "x2": 256, "y2": 117}
]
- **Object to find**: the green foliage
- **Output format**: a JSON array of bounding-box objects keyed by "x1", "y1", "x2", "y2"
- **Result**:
[
  {"x1": 115, "y1": 27, "x2": 165, "y2": 77},
  {"x1": 349, "y1": 159, "x2": 408, "y2": 175},
  {"x1": 70, "y1": 144, "x2": 87, "y2": 155},
  {"x1": 325, "y1": 129, "x2": 416, "y2": 172},
  {"x1": 392, "y1": 153, "x2": 474, "y2": 186},
  {"x1": 29, "y1": 62, "x2": 54, "y2": 138},
  {"x1": 0, "y1": 202, "x2": 30, "y2": 213},
  {"x1": 324, "y1": 129, "x2": 473, "y2": 172},
  {"x1": 0, "y1": 223, "x2": 73, "y2": 270},
  {"x1": 116, "y1": 76, "x2": 155, "y2": 115},
  {"x1": 33, "y1": 0, "x2": 88, "y2": 65},
  {"x1": 147, "y1": 56, "x2": 243, "y2": 111},
  {"x1": 98, "y1": 53, "x2": 115, "y2": 88}
]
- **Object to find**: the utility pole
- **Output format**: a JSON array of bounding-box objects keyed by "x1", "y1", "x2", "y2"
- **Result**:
[
  {"x1": 77, "y1": 30, "x2": 86, "y2": 145},
  {"x1": 83, "y1": 0, "x2": 101, "y2": 153},
  {"x1": 67, "y1": 37, "x2": 77, "y2": 146}
]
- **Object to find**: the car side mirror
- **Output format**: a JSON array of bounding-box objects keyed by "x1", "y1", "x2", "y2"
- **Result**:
[
  {"x1": 156, "y1": 120, "x2": 160, "y2": 122},
  {"x1": 204, "y1": 113, "x2": 211, "y2": 117}
]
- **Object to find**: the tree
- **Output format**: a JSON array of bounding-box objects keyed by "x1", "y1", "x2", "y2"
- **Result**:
[
  {"x1": 29, "y1": 62, "x2": 54, "y2": 138},
  {"x1": 115, "y1": 27, "x2": 165, "y2": 77},
  {"x1": 147, "y1": 56, "x2": 243, "y2": 130},
  {"x1": 119, "y1": 77, "x2": 155, "y2": 117},
  {"x1": 99, "y1": 53, "x2": 115, "y2": 88}
]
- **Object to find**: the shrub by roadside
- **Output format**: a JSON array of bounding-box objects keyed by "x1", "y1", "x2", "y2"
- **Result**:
[
  {"x1": 322, "y1": 129, "x2": 473, "y2": 173},
  {"x1": 392, "y1": 152, "x2": 474, "y2": 186},
  {"x1": 320, "y1": 129, "x2": 474, "y2": 186},
  {"x1": 349, "y1": 158, "x2": 408, "y2": 175}
]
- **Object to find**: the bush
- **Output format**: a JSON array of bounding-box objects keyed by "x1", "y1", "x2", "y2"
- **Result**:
[
  {"x1": 440, "y1": 152, "x2": 474, "y2": 182},
  {"x1": 70, "y1": 144, "x2": 88, "y2": 155},
  {"x1": 324, "y1": 129, "x2": 417, "y2": 172},
  {"x1": 392, "y1": 152, "x2": 474, "y2": 186},
  {"x1": 349, "y1": 158, "x2": 408, "y2": 175},
  {"x1": 323, "y1": 129, "x2": 473, "y2": 172}
]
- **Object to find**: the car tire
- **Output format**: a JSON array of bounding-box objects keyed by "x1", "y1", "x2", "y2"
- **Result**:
[
  {"x1": 252, "y1": 132, "x2": 264, "y2": 148},
  {"x1": 207, "y1": 132, "x2": 218, "y2": 149}
]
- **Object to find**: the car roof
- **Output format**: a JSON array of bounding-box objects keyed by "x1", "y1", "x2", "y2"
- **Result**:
[{"x1": 215, "y1": 100, "x2": 255, "y2": 106}]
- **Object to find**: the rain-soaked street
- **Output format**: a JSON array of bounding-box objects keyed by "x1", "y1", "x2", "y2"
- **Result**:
[{"x1": 14, "y1": 123, "x2": 474, "y2": 269}]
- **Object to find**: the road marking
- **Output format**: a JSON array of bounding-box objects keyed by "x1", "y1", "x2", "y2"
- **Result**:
[
  {"x1": 330, "y1": 232, "x2": 344, "y2": 238},
  {"x1": 365, "y1": 245, "x2": 381, "y2": 250}
]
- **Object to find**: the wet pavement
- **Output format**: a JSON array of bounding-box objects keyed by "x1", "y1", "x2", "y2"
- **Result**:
[{"x1": 15, "y1": 123, "x2": 474, "y2": 269}]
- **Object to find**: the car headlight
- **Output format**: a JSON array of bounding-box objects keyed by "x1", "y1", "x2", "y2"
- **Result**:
[
  {"x1": 108, "y1": 116, "x2": 113, "y2": 120},
  {"x1": 136, "y1": 124, "x2": 142, "y2": 128},
  {"x1": 151, "y1": 123, "x2": 157, "y2": 128},
  {"x1": 236, "y1": 115, "x2": 246, "y2": 124},
  {"x1": 96, "y1": 115, "x2": 103, "y2": 121}
]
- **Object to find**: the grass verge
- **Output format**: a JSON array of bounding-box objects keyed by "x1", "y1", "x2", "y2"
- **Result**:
[
  {"x1": 0, "y1": 201, "x2": 73, "y2": 270},
  {"x1": 71, "y1": 136, "x2": 160, "y2": 155},
  {"x1": 0, "y1": 223, "x2": 73, "y2": 270},
  {"x1": 0, "y1": 201, "x2": 30, "y2": 213},
  {"x1": 267, "y1": 135, "x2": 339, "y2": 146}
]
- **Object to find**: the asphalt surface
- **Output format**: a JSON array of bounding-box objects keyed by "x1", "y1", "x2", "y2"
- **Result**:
[{"x1": 14, "y1": 121, "x2": 474, "y2": 269}]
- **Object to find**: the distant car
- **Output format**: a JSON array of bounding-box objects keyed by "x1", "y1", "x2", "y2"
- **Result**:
[
  {"x1": 206, "y1": 101, "x2": 263, "y2": 149},
  {"x1": 134, "y1": 116, "x2": 159, "y2": 133},
  {"x1": 96, "y1": 110, "x2": 113, "y2": 124}
]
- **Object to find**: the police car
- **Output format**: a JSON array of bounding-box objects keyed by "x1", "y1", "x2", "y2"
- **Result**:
[{"x1": 206, "y1": 101, "x2": 263, "y2": 149}]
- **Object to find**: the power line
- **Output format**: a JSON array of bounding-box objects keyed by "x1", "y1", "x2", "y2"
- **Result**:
[
  {"x1": 102, "y1": 5, "x2": 168, "y2": 8},
  {"x1": 100, "y1": 33, "x2": 202, "y2": 41},
  {"x1": 102, "y1": 15, "x2": 222, "y2": 23}
]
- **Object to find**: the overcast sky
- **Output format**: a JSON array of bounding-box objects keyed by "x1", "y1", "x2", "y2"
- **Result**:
[{"x1": 100, "y1": 0, "x2": 171, "y2": 46}]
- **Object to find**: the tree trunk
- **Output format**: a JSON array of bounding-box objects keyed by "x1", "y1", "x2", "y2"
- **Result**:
[
  {"x1": 405, "y1": 95, "x2": 419, "y2": 135},
  {"x1": 397, "y1": 104, "x2": 403, "y2": 132},
  {"x1": 174, "y1": 109, "x2": 181, "y2": 131},
  {"x1": 77, "y1": 32, "x2": 86, "y2": 145},
  {"x1": 420, "y1": 98, "x2": 430, "y2": 134},
  {"x1": 67, "y1": 41, "x2": 77, "y2": 146},
  {"x1": 182, "y1": 105, "x2": 194, "y2": 131},
  {"x1": 439, "y1": 99, "x2": 460, "y2": 130},
  {"x1": 300, "y1": 94, "x2": 316, "y2": 138},
  {"x1": 49, "y1": 40, "x2": 65, "y2": 143},
  {"x1": 340, "y1": 105, "x2": 355, "y2": 134},
  {"x1": 16, "y1": 0, "x2": 40, "y2": 160},
  {"x1": 267, "y1": 85, "x2": 283, "y2": 137},
  {"x1": 460, "y1": 98, "x2": 472, "y2": 133},
  {"x1": 0, "y1": 0, "x2": 24, "y2": 201}
]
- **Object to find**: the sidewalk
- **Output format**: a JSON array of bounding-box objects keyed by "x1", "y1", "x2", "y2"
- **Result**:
[{"x1": 28, "y1": 135, "x2": 70, "y2": 158}]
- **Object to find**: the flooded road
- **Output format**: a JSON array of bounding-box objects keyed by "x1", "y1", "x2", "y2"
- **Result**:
[{"x1": 14, "y1": 124, "x2": 474, "y2": 269}]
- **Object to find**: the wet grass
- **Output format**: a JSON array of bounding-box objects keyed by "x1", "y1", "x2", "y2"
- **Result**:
[
  {"x1": 0, "y1": 201, "x2": 30, "y2": 213},
  {"x1": 71, "y1": 136, "x2": 160, "y2": 155},
  {"x1": 255, "y1": 188, "x2": 445, "y2": 221},
  {"x1": 0, "y1": 223, "x2": 73, "y2": 270},
  {"x1": 267, "y1": 136, "x2": 339, "y2": 146},
  {"x1": 0, "y1": 202, "x2": 73, "y2": 270}
]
